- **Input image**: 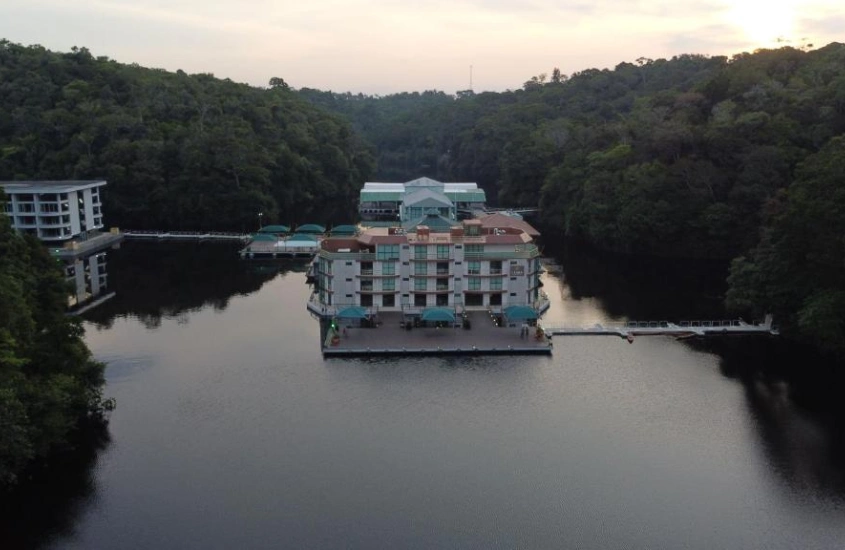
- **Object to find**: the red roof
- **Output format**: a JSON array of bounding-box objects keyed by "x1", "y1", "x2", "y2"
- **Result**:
[{"x1": 478, "y1": 213, "x2": 540, "y2": 237}]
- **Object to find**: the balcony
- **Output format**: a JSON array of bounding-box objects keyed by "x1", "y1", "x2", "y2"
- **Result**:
[
  {"x1": 464, "y1": 245, "x2": 541, "y2": 260},
  {"x1": 319, "y1": 250, "x2": 376, "y2": 262}
]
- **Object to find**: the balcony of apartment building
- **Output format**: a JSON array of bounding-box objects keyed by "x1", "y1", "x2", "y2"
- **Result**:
[
  {"x1": 15, "y1": 215, "x2": 37, "y2": 227},
  {"x1": 39, "y1": 227, "x2": 72, "y2": 239},
  {"x1": 463, "y1": 245, "x2": 541, "y2": 261}
]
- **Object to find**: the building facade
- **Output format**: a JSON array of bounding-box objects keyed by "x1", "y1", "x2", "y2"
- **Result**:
[
  {"x1": 358, "y1": 177, "x2": 487, "y2": 221},
  {"x1": 1, "y1": 180, "x2": 106, "y2": 241},
  {"x1": 311, "y1": 218, "x2": 543, "y2": 315}
]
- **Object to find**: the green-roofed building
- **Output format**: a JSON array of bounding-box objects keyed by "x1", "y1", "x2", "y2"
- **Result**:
[
  {"x1": 359, "y1": 177, "x2": 486, "y2": 222},
  {"x1": 401, "y1": 212, "x2": 459, "y2": 232}
]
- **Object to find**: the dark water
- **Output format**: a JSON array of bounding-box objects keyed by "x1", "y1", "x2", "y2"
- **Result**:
[{"x1": 3, "y1": 240, "x2": 845, "y2": 549}]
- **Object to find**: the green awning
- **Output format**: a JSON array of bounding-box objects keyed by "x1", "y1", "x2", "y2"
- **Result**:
[
  {"x1": 503, "y1": 305, "x2": 537, "y2": 321},
  {"x1": 258, "y1": 224, "x2": 290, "y2": 233},
  {"x1": 421, "y1": 308, "x2": 455, "y2": 323},
  {"x1": 296, "y1": 224, "x2": 326, "y2": 233},
  {"x1": 250, "y1": 233, "x2": 278, "y2": 241},
  {"x1": 330, "y1": 224, "x2": 358, "y2": 236}
]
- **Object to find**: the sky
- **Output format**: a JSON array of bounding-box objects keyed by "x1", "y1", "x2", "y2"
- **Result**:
[{"x1": 0, "y1": 0, "x2": 842, "y2": 95}]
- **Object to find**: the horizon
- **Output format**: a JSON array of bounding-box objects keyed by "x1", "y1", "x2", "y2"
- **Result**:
[{"x1": 1, "y1": 1, "x2": 842, "y2": 95}]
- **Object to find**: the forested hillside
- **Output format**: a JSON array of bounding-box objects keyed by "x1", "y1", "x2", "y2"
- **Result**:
[
  {"x1": 301, "y1": 45, "x2": 845, "y2": 261},
  {"x1": 0, "y1": 197, "x2": 108, "y2": 488},
  {"x1": 0, "y1": 40, "x2": 374, "y2": 230}
]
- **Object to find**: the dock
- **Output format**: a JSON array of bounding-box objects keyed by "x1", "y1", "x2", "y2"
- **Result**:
[
  {"x1": 49, "y1": 230, "x2": 125, "y2": 260},
  {"x1": 318, "y1": 311, "x2": 553, "y2": 356},
  {"x1": 123, "y1": 230, "x2": 249, "y2": 241},
  {"x1": 544, "y1": 316, "x2": 778, "y2": 339}
]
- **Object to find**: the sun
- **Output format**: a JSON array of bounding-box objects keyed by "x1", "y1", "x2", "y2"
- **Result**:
[{"x1": 726, "y1": 0, "x2": 797, "y2": 48}]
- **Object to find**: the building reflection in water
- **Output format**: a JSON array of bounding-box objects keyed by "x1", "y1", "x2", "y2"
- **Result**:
[{"x1": 64, "y1": 249, "x2": 110, "y2": 309}]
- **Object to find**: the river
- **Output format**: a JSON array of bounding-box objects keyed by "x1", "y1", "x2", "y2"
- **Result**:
[{"x1": 3, "y1": 240, "x2": 844, "y2": 549}]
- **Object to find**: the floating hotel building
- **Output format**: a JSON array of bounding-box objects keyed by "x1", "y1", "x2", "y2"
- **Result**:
[{"x1": 309, "y1": 178, "x2": 544, "y2": 318}]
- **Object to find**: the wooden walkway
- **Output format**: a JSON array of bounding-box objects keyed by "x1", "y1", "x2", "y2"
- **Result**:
[
  {"x1": 544, "y1": 316, "x2": 778, "y2": 339},
  {"x1": 323, "y1": 311, "x2": 552, "y2": 356}
]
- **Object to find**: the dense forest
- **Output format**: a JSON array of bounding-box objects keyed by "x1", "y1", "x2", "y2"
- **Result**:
[
  {"x1": 0, "y1": 40, "x2": 374, "y2": 229},
  {"x1": 0, "y1": 197, "x2": 109, "y2": 488},
  {"x1": 1, "y1": 39, "x2": 843, "y2": 357}
]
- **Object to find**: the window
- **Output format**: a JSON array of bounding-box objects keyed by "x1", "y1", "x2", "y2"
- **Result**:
[
  {"x1": 465, "y1": 244, "x2": 483, "y2": 255},
  {"x1": 436, "y1": 244, "x2": 449, "y2": 259},
  {"x1": 377, "y1": 244, "x2": 399, "y2": 260},
  {"x1": 414, "y1": 245, "x2": 427, "y2": 259},
  {"x1": 361, "y1": 279, "x2": 373, "y2": 292},
  {"x1": 490, "y1": 260, "x2": 502, "y2": 275},
  {"x1": 490, "y1": 277, "x2": 503, "y2": 291},
  {"x1": 382, "y1": 294, "x2": 395, "y2": 307},
  {"x1": 414, "y1": 278, "x2": 427, "y2": 291},
  {"x1": 382, "y1": 262, "x2": 395, "y2": 276},
  {"x1": 414, "y1": 263, "x2": 427, "y2": 276},
  {"x1": 436, "y1": 262, "x2": 449, "y2": 275},
  {"x1": 467, "y1": 261, "x2": 480, "y2": 275},
  {"x1": 415, "y1": 294, "x2": 427, "y2": 307},
  {"x1": 490, "y1": 294, "x2": 502, "y2": 306},
  {"x1": 468, "y1": 277, "x2": 481, "y2": 291},
  {"x1": 361, "y1": 294, "x2": 373, "y2": 306},
  {"x1": 382, "y1": 278, "x2": 395, "y2": 291},
  {"x1": 361, "y1": 261, "x2": 373, "y2": 275},
  {"x1": 436, "y1": 278, "x2": 448, "y2": 291},
  {"x1": 436, "y1": 294, "x2": 448, "y2": 306}
]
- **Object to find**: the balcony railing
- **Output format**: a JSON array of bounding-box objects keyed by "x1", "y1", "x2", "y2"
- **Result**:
[
  {"x1": 464, "y1": 245, "x2": 540, "y2": 260},
  {"x1": 319, "y1": 250, "x2": 377, "y2": 261}
]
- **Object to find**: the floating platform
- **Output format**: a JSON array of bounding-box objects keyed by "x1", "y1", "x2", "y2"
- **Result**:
[
  {"x1": 319, "y1": 311, "x2": 553, "y2": 357},
  {"x1": 50, "y1": 231, "x2": 124, "y2": 259}
]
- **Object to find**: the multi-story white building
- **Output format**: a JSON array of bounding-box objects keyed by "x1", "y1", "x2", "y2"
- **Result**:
[
  {"x1": 358, "y1": 177, "x2": 487, "y2": 221},
  {"x1": 310, "y1": 217, "x2": 543, "y2": 315},
  {"x1": 1, "y1": 180, "x2": 106, "y2": 241}
]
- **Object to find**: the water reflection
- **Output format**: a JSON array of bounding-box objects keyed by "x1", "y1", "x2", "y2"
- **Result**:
[
  {"x1": 83, "y1": 241, "x2": 302, "y2": 329},
  {"x1": 545, "y1": 239, "x2": 728, "y2": 320},
  {"x1": 700, "y1": 338, "x2": 845, "y2": 503}
]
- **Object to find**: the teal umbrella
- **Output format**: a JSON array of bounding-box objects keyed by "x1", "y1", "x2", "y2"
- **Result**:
[
  {"x1": 421, "y1": 308, "x2": 455, "y2": 323},
  {"x1": 336, "y1": 306, "x2": 368, "y2": 319},
  {"x1": 504, "y1": 305, "x2": 537, "y2": 321}
]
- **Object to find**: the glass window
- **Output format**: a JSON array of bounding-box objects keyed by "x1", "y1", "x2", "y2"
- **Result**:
[
  {"x1": 468, "y1": 261, "x2": 480, "y2": 275},
  {"x1": 382, "y1": 294, "x2": 395, "y2": 307},
  {"x1": 468, "y1": 277, "x2": 481, "y2": 290},
  {"x1": 414, "y1": 245, "x2": 427, "y2": 259},
  {"x1": 414, "y1": 278, "x2": 427, "y2": 291},
  {"x1": 382, "y1": 278, "x2": 395, "y2": 291},
  {"x1": 490, "y1": 277, "x2": 503, "y2": 290},
  {"x1": 465, "y1": 244, "x2": 484, "y2": 255},
  {"x1": 490, "y1": 260, "x2": 502, "y2": 274},
  {"x1": 376, "y1": 244, "x2": 399, "y2": 260},
  {"x1": 382, "y1": 262, "x2": 395, "y2": 275},
  {"x1": 414, "y1": 263, "x2": 427, "y2": 276},
  {"x1": 436, "y1": 244, "x2": 449, "y2": 259}
]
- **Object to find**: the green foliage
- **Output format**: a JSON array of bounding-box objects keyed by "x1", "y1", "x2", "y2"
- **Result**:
[
  {"x1": 727, "y1": 136, "x2": 845, "y2": 357},
  {"x1": 0, "y1": 40, "x2": 374, "y2": 230},
  {"x1": 0, "y1": 192, "x2": 107, "y2": 487}
]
